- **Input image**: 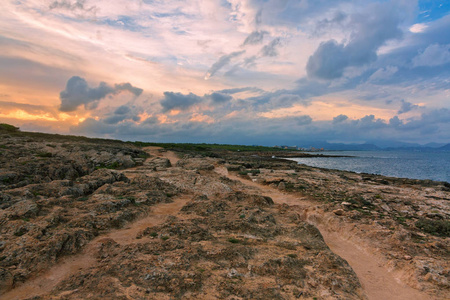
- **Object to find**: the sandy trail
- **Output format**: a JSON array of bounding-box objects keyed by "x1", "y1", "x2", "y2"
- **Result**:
[
  {"x1": 144, "y1": 146, "x2": 180, "y2": 165},
  {"x1": 215, "y1": 165, "x2": 431, "y2": 300},
  {"x1": 3, "y1": 195, "x2": 192, "y2": 300},
  {"x1": 3, "y1": 149, "x2": 431, "y2": 300},
  {"x1": 2, "y1": 149, "x2": 189, "y2": 300}
]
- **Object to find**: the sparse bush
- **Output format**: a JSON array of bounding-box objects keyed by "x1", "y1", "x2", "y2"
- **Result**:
[
  {"x1": 36, "y1": 152, "x2": 53, "y2": 158},
  {"x1": 0, "y1": 123, "x2": 19, "y2": 132},
  {"x1": 416, "y1": 219, "x2": 450, "y2": 237},
  {"x1": 228, "y1": 237, "x2": 240, "y2": 243}
]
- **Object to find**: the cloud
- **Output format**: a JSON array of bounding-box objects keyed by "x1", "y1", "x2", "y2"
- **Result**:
[
  {"x1": 313, "y1": 11, "x2": 347, "y2": 35},
  {"x1": 207, "y1": 92, "x2": 233, "y2": 104},
  {"x1": 217, "y1": 87, "x2": 264, "y2": 94},
  {"x1": 160, "y1": 91, "x2": 202, "y2": 112},
  {"x1": 270, "y1": 94, "x2": 310, "y2": 108},
  {"x1": 0, "y1": 101, "x2": 56, "y2": 116},
  {"x1": 48, "y1": 0, "x2": 97, "y2": 15},
  {"x1": 243, "y1": 30, "x2": 267, "y2": 45},
  {"x1": 412, "y1": 44, "x2": 450, "y2": 67},
  {"x1": 102, "y1": 104, "x2": 141, "y2": 125},
  {"x1": 354, "y1": 115, "x2": 386, "y2": 130},
  {"x1": 204, "y1": 50, "x2": 245, "y2": 79},
  {"x1": 114, "y1": 83, "x2": 144, "y2": 96},
  {"x1": 49, "y1": 0, "x2": 86, "y2": 10},
  {"x1": 398, "y1": 100, "x2": 419, "y2": 114},
  {"x1": 296, "y1": 115, "x2": 312, "y2": 126},
  {"x1": 114, "y1": 105, "x2": 131, "y2": 115},
  {"x1": 261, "y1": 37, "x2": 282, "y2": 57},
  {"x1": 59, "y1": 76, "x2": 143, "y2": 112},
  {"x1": 307, "y1": 3, "x2": 403, "y2": 79},
  {"x1": 369, "y1": 66, "x2": 398, "y2": 82},
  {"x1": 333, "y1": 114, "x2": 348, "y2": 124},
  {"x1": 389, "y1": 116, "x2": 402, "y2": 127}
]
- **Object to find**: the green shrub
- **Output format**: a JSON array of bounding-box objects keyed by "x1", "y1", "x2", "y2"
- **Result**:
[
  {"x1": 0, "y1": 123, "x2": 19, "y2": 132},
  {"x1": 228, "y1": 237, "x2": 240, "y2": 243},
  {"x1": 36, "y1": 152, "x2": 53, "y2": 158},
  {"x1": 416, "y1": 219, "x2": 450, "y2": 237}
]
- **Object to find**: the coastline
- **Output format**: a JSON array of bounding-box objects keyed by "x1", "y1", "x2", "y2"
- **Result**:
[
  {"x1": 1, "y1": 131, "x2": 448, "y2": 299},
  {"x1": 278, "y1": 150, "x2": 450, "y2": 184}
]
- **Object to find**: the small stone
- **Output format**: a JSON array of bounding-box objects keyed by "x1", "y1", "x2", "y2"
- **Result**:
[
  {"x1": 380, "y1": 204, "x2": 391, "y2": 212},
  {"x1": 333, "y1": 209, "x2": 344, "y2": 216},
  {"x1": 227, "y1": 268, "x2": 239, "y2": 278},
  {"x1": 404, "y1": 255, "x2": 412, "y2": 260},
  {"x1": 278, "y1": 182, "x2": 286, "y2": 190},
  {"x1": 341, "y1": 201, "x2": 352, "y2": 206}
]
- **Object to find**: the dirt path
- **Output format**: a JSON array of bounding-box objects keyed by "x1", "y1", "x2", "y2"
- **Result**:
[
  {"x1": 3, "y1": 195, "x2": 192, "y2": 300},
  {"x1": 2, "y1": 149, "x2": 189, "y2": 300},
  {"x1": 3, "y1": 149, "x2": 431, "y2": 299},
  {"x1": 144, "y1": 146, "x2": 180, "y2": 165},
  {"x1": 214, "y1": 166, "x2": 431, "y2": 300}
]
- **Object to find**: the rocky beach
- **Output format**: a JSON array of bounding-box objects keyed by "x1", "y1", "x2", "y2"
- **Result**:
[{"x1": 0, "y1": 125, "x2": 448, "y2": 300}]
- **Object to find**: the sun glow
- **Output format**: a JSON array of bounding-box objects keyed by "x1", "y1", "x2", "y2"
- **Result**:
[{"x1": 0, "y1": 110, "x2": 58, "y2": 122}]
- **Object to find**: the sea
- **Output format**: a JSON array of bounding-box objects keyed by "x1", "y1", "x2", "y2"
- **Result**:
[{"x1": 287, "y1": 150, "x2": 450, "y2": 183}]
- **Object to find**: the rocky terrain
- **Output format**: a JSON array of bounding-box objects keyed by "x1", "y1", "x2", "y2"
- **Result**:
[{"x1": 0, "y1": 125, "x2": 448, "y2": 299}]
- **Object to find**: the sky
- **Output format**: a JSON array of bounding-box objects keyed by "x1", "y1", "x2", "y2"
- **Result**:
[{"x1": 1, "y1": 0, "x2": 450, "y2": 147}]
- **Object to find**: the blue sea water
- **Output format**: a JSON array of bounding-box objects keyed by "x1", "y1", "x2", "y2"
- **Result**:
[{"x1": 288, "y1": 150, "x2": 450, "y2": 183}]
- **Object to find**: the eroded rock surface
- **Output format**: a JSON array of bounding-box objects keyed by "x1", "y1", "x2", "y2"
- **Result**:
[{"x1": 1, "y1": 129, "x2": 447, "y2": 299}]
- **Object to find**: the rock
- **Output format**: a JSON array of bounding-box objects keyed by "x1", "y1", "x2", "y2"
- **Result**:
[
  {"x1": 8, "y1": 200, "x2": 40, "y2": 219},
  {"x1": 145, "y1": 157, "x2": 171, "y2": 169},
  {"x1": 227, "y1": 268, "x2": 240, "y2": 278},
  {"x1": 278, "y1": 182, "x2": 286, "y2": 190},
  {"x1": 341, "y1": 201, "x2": 352, "y2": 207},
  {"x1": 225, "y1": 164, "x2": 242, "y2": 171},
  {"x1": 334, "y1": 209, "x2": 344, "y2": 216},
  {"x1": 0, "y1": 171, "x2": 18, "y2": 184},
  {"x1": 380, "y1": 204, "x2": 391, "y2": 212},
  {"x1": 176, "y1": 158, "x2": 215, "y2": 170},
  {"x1": 0, "y1": 268, "x2": 14, "y2": 293},
  {"x1": 404, "y1": 255, "x2": 413, "y2": 260}
]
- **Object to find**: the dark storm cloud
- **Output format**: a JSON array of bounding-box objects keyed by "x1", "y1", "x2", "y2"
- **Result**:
[
  {"x1": 307, "y1": 3, "x2": 402, "y2": 79},
  {"x1": 59, "y1": 76, "x2": 143, "y2": 112},
  {"x1": 160, "y1": 91, "x2": 202, "y2": 112}
]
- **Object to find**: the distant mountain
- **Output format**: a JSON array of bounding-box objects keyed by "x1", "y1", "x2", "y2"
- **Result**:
[
  {"x1": 424, "y1": 142, "x2": 446, "y2": 148},
  {"x1": 297, "y1": 140, "x2": 450, "y2": 151},
  {"x1": 301, "y1": 141, "x2": 380, "y2": 151},
  {"x1": 439, "y1": 143, "x2": 450, "y2": 150}
]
